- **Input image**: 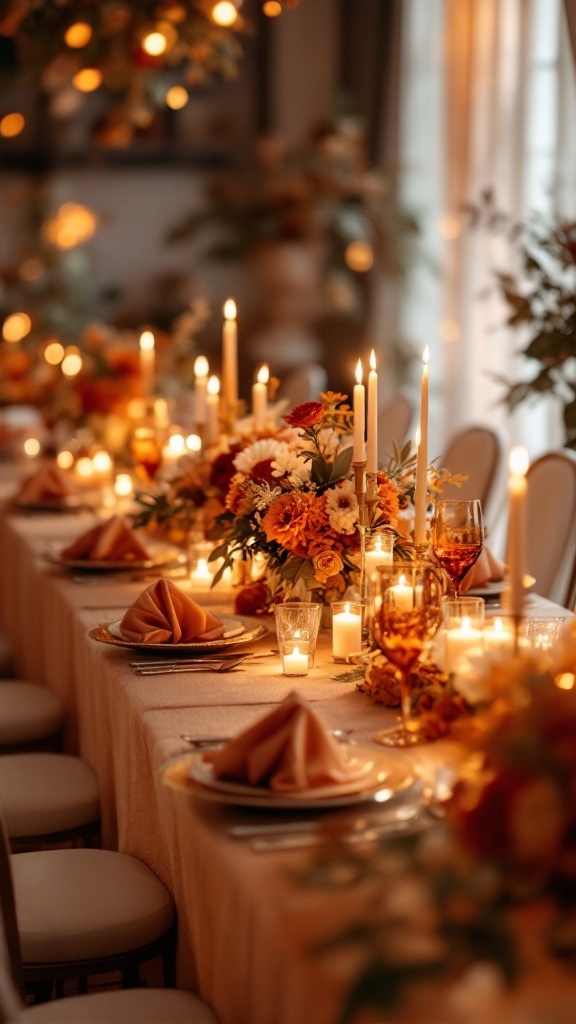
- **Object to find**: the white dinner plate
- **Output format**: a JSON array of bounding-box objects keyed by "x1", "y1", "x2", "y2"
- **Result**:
[
  {"x1": 466, "y1": 574, "x2": 536, "y2": 599},
  {"x1": 89, "y1": 616, "x2": 268, "y2": 654},
  {"x1": 10, "y1": 495, "x2": 85, "y2": 513},
  {"x1": 161, "y1": 747, "x2": 415, "y2": 810},
  {"x1": 47, "y1": 540, "x2": 185, "y2": 572}
]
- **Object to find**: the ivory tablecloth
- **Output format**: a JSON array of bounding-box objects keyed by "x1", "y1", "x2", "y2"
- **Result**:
[{"x1": 0, "y1": 504, "x2": 573, "y2": 1023}]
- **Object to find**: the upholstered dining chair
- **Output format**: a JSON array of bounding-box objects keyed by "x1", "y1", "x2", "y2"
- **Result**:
[
  {"x1": 0, "y1": 753, "x2": 100, "y2": 853},
  {"x1": 438, "y1": 425, "x2": 502, "y2": 511},
  {"x1": 0, "y1": 681, "x2": 63, "y2": 755},
  {"x1": 378, "y1": 393, "x2": 414, "y2": 465},
  {"x1": 0, "y1": 815, "x2": 220, "y2": 1024},
  {"x1": 276, "y1": 363, "x2": 328, "y2": 407},
  {"x1": 525, "y1": 450, "x2": 576, "y2": 609}
]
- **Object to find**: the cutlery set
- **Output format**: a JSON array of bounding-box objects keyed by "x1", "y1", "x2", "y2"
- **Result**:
[{"x1": 131, "y1": 650, "x2": 276, "y2": 675}]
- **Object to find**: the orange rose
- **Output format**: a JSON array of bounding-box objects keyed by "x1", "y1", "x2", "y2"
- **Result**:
[{"x1": 312, "y1": 550, "x2": 344, "y2": 584}]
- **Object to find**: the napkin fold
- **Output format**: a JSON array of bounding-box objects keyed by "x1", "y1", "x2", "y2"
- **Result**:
[
  {"x1": 205, "y1": 691, "x2": 369, "y2": 793},
  {"x1": 461, "y1": 546, "x2": 505, "y2": 592},
  {"x1": 16, "y1": 461, "x2": 77, "y2": 504},
  {"x1": 61, "y1": 515, "x2": 150, "y2": 562},
  {"x1": 119, "y1": 578, "x2": 225, "y2": 644}
]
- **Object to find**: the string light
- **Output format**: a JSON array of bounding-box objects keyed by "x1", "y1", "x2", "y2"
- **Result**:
[
  {"x1": 0, "y1": 112, "x2": 25, "y2": 137},
  {"x1": 64, "y1": 22, "x2": 92, "y2": 48},
  {"x1": 2, "y1": 313, "x2": 31, "y2": 343}
]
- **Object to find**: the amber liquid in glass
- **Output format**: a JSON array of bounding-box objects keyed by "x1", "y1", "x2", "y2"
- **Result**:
[{"x1": 434, "y1": 542, "x2": 482, "y2": 586}]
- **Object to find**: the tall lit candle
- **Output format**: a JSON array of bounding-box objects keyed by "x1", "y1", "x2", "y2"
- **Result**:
[
  {"x1": 222, "y1": 298, "x2": 238, "y2": 412},
  {"x1": 367, "y1": 349, "x2": 378, "y2": 474},
  {"x1": 252, "y1": 364, "x2": 269, "y2": 431},
  {"x1": 414, "y1": 346, "x2": 429, "y2": 546},
  {"x1": 353, "y1": 358, "x2": 365, "y2": 463},
  {"x1": 194, "y1": 355, "x2": 209, "y2": 425},
  {"x1": 507, "y1": 446, "x2": 529, "y2": 619},
  {"x1": 390, "y1": 574, "x2": 414, "y2": 611},
  {"x1": 139, "y1": 330, "x2": 155, "y2": 398},
  {"x1": 206, "y1": 375, "x2": 220, "y2": 446}
]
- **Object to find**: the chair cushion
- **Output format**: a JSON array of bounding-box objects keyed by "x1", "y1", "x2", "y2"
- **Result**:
[
  {"x1": 22, "y1": 987, "x2": 219, "y2": 1023},
  {"x1": 0, "y1": 754, "x2": 99, "y2": 838},
  {"x1": 13, "y1": 849, "x2": 175, "y2": 963},
  {"x1": 0, "y1": 682, "x2": 63, "y2": 745}
]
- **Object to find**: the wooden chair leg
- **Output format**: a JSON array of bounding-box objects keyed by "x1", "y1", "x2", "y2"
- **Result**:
[
  {"x1": 162, "y1": 929, "x2": 177, "y2": 988},
  {"x1": 122, "y1": 965, "x2": 141, "y2": 989}
]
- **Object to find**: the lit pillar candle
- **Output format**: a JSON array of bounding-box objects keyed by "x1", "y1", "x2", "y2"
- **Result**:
[
  {"x1": 364, "y1": 536, "x2": 394, "y2": 575},
  {"x1": 222, "y1": 298, "x2": 238, "y2": 413},
  {"x1": 390, "y1": 574, "x2": 414, "y2": 611},
  {"x1": 332, "y1": 603, "x2": 363, "y2": 660},
  {"x1": 366, "y1": 349, "x2": 378, "y2": 474},
  {"x1": 252, "y1": 364, "x2": 269, "y2": 431},
  {"x1": 190, "y1": 557, "x2": 213, "y2": 589},
  {"x1": 139, "y1": 330, "x2": 155, "y2": 398},
  {"x1": 414, "y1": 346, "x2": 429, "y2": 546},
  {"x1": 206, "y1": 375, "x2": 220, "y2": 446},
  {"x1": 92, "y1": 450, "x2": 113, "y2": 485},
  {"x1": 194, "y1": 355, "x2": 209, "y2": 426},
  {"x1": 353, "y1": 358, "x2": 365, "y2": 463},
  {"x1": 162, "y1": 433, "x2": 186, "y2": 469},
  {"x1": 445, "y1": 617, "x2": 483, "y2": 674},
  {"x1": 507, "y1": 446, "x2": 528, "y2": 619},
  {"x1": 282, "y1": 646, "x2": 309, "y2": 676}
]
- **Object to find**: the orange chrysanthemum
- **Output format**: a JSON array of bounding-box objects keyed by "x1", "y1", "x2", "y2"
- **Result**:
[
  {"x1": 260, "y1": 491, "x2": 315, "y2": 556},
  {"x1": 225, "y1": 473, "x2": 253, "y2": 516},
  {"x1": 302, "y1": 494, "x2": 345, "y2": 557}
]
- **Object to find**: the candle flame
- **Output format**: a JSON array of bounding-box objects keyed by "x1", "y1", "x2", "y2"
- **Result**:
[
  {"x1": 257, "y1": 364, "x2": 269, "y2": 385},
  {"x1": 167, "y1": 434, "x2": 186, "y2": 455},
  {"x1": 398, "y1": 574, "x2": 406, "y2": 586},
  {"x1": 462, "y1": 616, "x2": 471, "y2": 630},
  {"x1": 207, "y1": 375, "x2": 220, "y2": 396},
  {"x1": 369, "y1": 349, "x2": 376, "y2": 371},
  {"x1": 344, "y1": 603, "x2": 350, "y2": 614},
  {"x1": 223, "y1": 298, "x2": 236, "y2": 320},
  {"x1": 509, "y1": 445, "x2": 528, "y2": 476},
  {"x1": 355, "y1": 358, "x2": 363, "y2": 384},
  {"x1": 194, "y1": 355, "x2": 209, "y2": 378},
  {"x1": 422, "y1": 345, "x2": 429, "y2": 366},
  {"x1": 493, "y1": 617, "x2": 503, "y2": 633},
  {"x1": 186, "y1": 433, "x2": 202, "y2": 452},
  {"x1": 139, "y1": 330, "x2": 154, "y2": 352}
]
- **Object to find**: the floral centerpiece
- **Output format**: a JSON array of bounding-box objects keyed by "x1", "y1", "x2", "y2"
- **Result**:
[{"x1": 291, "y1": 624, "x2": 576, "y2": 1022}]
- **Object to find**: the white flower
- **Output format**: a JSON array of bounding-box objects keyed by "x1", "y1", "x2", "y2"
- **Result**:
[
  {"x1": 325, "y1": 479, "x2": 359, "y2": 534},
  {"x1": 271, "y1": 449, "x2": 311, "y2": 487},
  {"x1": 316, "y1": 427, "x2": 341, "y2": 460},
  {"x1": 234, "y1": 439, "x2": 288, "y2": 474}
]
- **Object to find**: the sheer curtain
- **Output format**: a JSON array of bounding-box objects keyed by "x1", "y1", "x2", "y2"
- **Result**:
[{"x1": 398, "y1": 0, "x2": 576, "y2": 461}]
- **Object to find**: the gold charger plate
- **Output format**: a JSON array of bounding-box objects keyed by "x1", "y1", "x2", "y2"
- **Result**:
[
  {"x1": 47, "y1": 540, "x2": 185, "y2": 572},
  {"x1": 89, "y1": 616, "x2": 268, "y2": 655},
  {"x1": 161, "y1": 747, "x2": 415, "y2": 810}
]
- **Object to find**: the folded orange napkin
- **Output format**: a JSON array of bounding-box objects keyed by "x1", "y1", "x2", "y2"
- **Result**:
[
  {"x1": 16, "y1": 462, "x2": 77, "y2": 504},
  {"x1": 204, "y1": 691, "x2": 369, "y2": 793},
  {"x1": 61, "y1": 516, "x2": 150, "y2": 562},
  {"x1": 461, "y1": 546, "x2": 505, "y2": 592},
  {"x1": 119, "y1": 578, "x2": 225, "y2": 644}
]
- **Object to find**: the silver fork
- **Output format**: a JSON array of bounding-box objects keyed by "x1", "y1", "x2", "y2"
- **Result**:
[{"x1": 136, "y1": 655, "x2": 248, "y2": 675}]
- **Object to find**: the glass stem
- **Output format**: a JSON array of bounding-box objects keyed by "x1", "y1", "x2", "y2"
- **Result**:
[{"x1": 399, "y1": 671, "x2": 411, "y2": 727}]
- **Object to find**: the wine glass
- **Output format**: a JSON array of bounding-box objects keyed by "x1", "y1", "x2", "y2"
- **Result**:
[
  {"x1": 371, "y1": 561, "x2": 444, "y2": 747},
  {"x1": 431, "y1": 499, "x2": 484, "y2": 599}
]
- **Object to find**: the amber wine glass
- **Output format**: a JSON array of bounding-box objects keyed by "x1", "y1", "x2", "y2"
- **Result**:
[
  {"x1": 371, "y1": 561, "x2": 444, "y2": 747},
  {"x1": 431, "y1": 499, "x2": 484, "y2": 598},
  {"x1": 130, "y1": 425, "x2": 163, "y2": 483}
]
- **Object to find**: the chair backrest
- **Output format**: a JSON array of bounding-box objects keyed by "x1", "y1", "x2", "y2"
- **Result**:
[
  {"x1": 0, "y1": 812, "x2": 24, "y2": 1020},
  {"x1": 378, "y1": 394, "x2": 414, "y2": 464},
  {"x1": 525, "y1": 450, "x2": 576, "y2": 607},
  {"x1": 439, "y1": 426, "x2": 502, "y2": 508},
  {"x1": 277, "y1": 364, "x2": 328, "y2": 408}
]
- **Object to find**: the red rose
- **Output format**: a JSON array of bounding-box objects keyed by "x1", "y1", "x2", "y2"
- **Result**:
[
  {"x1": 209, "y1": 445, "x2": 243, "y2": 495},
  {"x1": 284, "y1": 402, "x2": 324, "y2": 429},
  {"x1": 251, "y1": 459, "x2": 277, "y2": 486},
  {"x1": 234, "y1": 580, "x2": 271, "y2": 616}
]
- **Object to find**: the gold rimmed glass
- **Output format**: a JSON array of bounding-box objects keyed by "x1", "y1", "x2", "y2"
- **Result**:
[
  {"x1": 371, "y1": 560, "x2": 444, "y2": 747},
  {"x1": 431, "y1": 499, "x2": 484, "y2": 598}
]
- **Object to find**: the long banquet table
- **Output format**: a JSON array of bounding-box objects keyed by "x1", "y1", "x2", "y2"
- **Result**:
[{"x1": 0, "y1": 495, "x2": 573, "y2": 1024}]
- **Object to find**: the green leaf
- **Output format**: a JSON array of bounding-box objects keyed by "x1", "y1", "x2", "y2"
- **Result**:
[
  {"x1": 330, "y1": 445, "x2": 353, "y2": 482},
  {"x1": 280, "y1": 557, "x2": 304, "y2": 581}
]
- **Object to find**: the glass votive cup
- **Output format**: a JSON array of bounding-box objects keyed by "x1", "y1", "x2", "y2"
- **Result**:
[
  {"x1": 442, "y1": 597, "x2": 485, "y2": 675},
  {"x1": 332, "y1": 601, "x2": 365, "y2": 663},
  {"x1": 525, "y1": 617, "x2": 564, "y2": 651},
  {"x1": 274, "y1": 602, "x2": 322, "y2": 675},
  {"x1": 364, "y1": 528, "x2": 395, "y2": 576},
  {"x1": 188, "y1": 539, "x2": 217, "y2": 590},
  {"x1": 482, "y1": 616, "x2": 529, "y2": 654}
]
